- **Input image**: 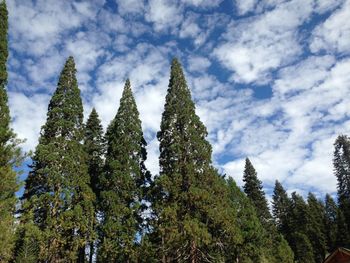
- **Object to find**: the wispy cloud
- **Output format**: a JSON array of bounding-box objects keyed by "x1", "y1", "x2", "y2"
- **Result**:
[{"x1": 7, "y1": 0, "x2": 350, "y2": 199}]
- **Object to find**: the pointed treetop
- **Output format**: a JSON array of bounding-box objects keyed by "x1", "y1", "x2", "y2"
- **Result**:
[
  {"x1": 0, "y1": 0, "x2": 8, "y2": 86},
  {"x1": 243, "y1": 158, "x2": 271, "y2": 223},
  {"x1": 118, "y1": 78, "x2": 137, "y2": 115},
  {"x1": 169, "y1": 57, "x2": 190, "y2": 93},
  {"x1": 42, "y1": 56, "x2": 83, "y2": 140},
  {"x1": 88, "y1": 107, "x2": 98, "y2": 120},
  {"x1": 86, "y1": 108, "x2": 103, "y2": 137}
]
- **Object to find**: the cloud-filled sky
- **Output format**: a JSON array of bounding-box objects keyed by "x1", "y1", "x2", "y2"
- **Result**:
[{"x1": 7, "y1": 0, "x2": 350, "y2": 198}]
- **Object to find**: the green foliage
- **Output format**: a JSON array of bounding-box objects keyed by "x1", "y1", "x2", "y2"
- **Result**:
[
  {"x1": 272, "y1": 234, "x2": 294, "y2": 263},
  {"x1": 242, "y1": 165, "x2": 294, "y2": 263},
  {"x1": 333, "y1": 135, "x2": 350, "y2": 240},
  {"x1": 336, "y1": 207, "x2": 350, "y2": 247},
  {"x1": 0, "y1": 1, "x2": 24, "y2": 261},
  {"x1": 287, "y1": 192, "x2": 315, "y2": 263},
  {"x1": 242, "y1": 158, "x2": 271, "y2": 226},
  {"x1": 324, "y1": 194, "x2": 338, "y2": 252},
  {"x1": 22, "y1": 57, "x2": 95, "y2": 262},
  {"x1": 152, "y1": 58, "x2": 240, "y2": 262},
  {"x1": 307, "y1": 193, "x2": 326, "y2": 263},
  {"x1": 226, "y1": 178, "x2": 264, "y2": 262},
  {"x1": 272, "y1": 180, "x2": 291, "y2": 236},
  {"x1": 84, "y1": 108, "x2": 105, "y2": 262},
  {"x1": 14, "y1": 215, "x2": 41, "y2": 263},
  {"x1": 98, "y1": 79, "x2": 151, "y2": 262},
  {"x1": 85, "y1": 108, "x2": 105, "y2": 197},
  {"x1": 291, "y1": 232, "x2": 315, "y2": 263}
]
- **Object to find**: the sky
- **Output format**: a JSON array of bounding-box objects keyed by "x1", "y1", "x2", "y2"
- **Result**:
[{"x1": 7, "y1": 0, "x2": 350, "y2": 199}]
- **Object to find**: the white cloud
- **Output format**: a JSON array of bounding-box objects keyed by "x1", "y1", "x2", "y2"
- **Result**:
[
  {"x1": 117, "y1": 0, "x2": 146, "y2": 15},
  {"x1": 310, "y1": 0, "x2": 350, "y2": 54},
  {"x1": 145, "y1": 0, "x2": 183, "y2": 32},
  {"x1": 273, "y1": 55, "x2": 336, "y2": 96},
  {"x1": 215, "y1": 0, "x2": 314, "y2": 83},
  {"x1": 235, "y1": 0, "x2": 258, "y2": 15},
  {"x1": 314, "y1": 0, "x2": 345, "y2": 14},
  {"x1": 7, "y1": 0, "x2": 350, "y2": 199},
  {"x1": 182, "y1": 0, "x2": 224, "y2": 8},
  {"x1": 187, "y1": 55, "x2": 211, "y2": 72},
  {"x1": 8, "y1": 92, "x2": 50, "y2": 152},
  {"x1": 220, "y1": 57, "x2": 350, "y2": 197}
]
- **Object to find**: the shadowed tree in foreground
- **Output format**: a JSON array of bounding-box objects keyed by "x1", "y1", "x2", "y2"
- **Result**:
[{"x1": 0, "y1": 1, "x2": 23, "y2": 261}]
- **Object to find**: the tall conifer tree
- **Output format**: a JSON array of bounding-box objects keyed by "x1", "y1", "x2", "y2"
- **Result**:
[
  {"x1": 226, "y1": 178, "x2": 265, "y2": 262},
  {"x1": 242, "y1": 158, "x2": 271, "y2": 226},
  {"x1": 272, "y1": 180, "x2": 291, "y2": 236},
  {"x1": 22, "y1": 57, "x2": 95, "y2": 262},
  {"x1": 324, "y1": 194, "x2": 338, "y2": 253},
  {"x1": 85, "y1": 108, "x2": 105, "y2": 197},
  {"x1": 84, "y1": 108, "x2": 105, "y2": 263},
  {"x1": 333, "y1": 135, "x2": 350, "y2": 238},
  {"x1": 152, "y1": 58, "x2": 240, "y2": 262},
  {"x1": 0, "y1": 1, "x2": 23, "y2": 261},
  {"x1": 98, "y1": 79, "x2": 150, "y2": 262},
  {"x1": 307, "y1": 193, "x2": 326, "y2": 263},
  {"x1": 288, "y1": 192, "x2": 315, "y2": 263},
  {"x1": 336, "y1": 208, "x2": 350, "y2": 247},
  {"x1": 242, "y1": 161, "x2": 293, "y2": 262}
]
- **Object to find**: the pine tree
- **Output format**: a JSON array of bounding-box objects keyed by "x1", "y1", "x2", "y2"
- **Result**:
[
  {"x1": 84, "y1": 108, "x2": 105, "y2": 197},
  {"x1": 152, "y1": 58, "x2": 240, "y2": 262},
  {"x1": 272, "y1": 180, "x2": 291, "y2": 236},
  {"x1": 242, "y1": 162, "x2": 293, "y2": 263},
  {"x1": 336, "y1": 207, "x2": 350, "y2": 247},
  {"x1": 324, "y1": 194, "x2": 338, "y2": 252},
  {"x1": 288, "y1": 192, "x2": 315, "y2": 263},
  {"x1": 98, "y1": 79, "x2": 151, "y2": 262},
  {"x1": 290, "y1": 232, "x2": 315, "y2": 263},
  {"x1": 0, "y1": 1, "x2": 23, "y2": 261},
  {"x1": 84, "y1": 108, "x2": 105, "y2": 263},
  {"x1": 242, "y1": 158, "x2": 271, "y2": 226},
  {"x1": 226, "y1": 178, "x2": 265, "y2": 262},
  {"x1": 333, "y1": 135, "x2": 350, "y2": 237},
  {"x1": 307, "y1": 193, "x2": 326, "y2": 263},
  {"x1": 22, "y1": 57, "x2": 95, "y2": 262}
]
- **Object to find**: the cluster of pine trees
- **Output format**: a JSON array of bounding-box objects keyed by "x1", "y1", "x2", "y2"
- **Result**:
[{"x1": 1, "y1": 1, "x2": 350, "y2": 262}]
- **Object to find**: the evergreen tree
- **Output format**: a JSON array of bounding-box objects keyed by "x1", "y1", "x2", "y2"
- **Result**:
[
  {"x1": 242, "y1": 163, "x2": 293, "y2": 263},
  {"x1": 13, "y1": 213, "x2": 41, "y2": 263},
  {"x1": 336, "y1": 207, "x2": 350, "y2": 247},
  {"x1": 226, "y1": 178, "x2": 265, "y2": 262},
  {"x1": 152, "y1": 58, "x2": 240, "y2": 262},
  {"x1": 288, "y1": 192, "x2": 315, "y2": 263},
  {"x1": 84, "y1": 108, "x2": 105, "y2": 263},
  {"x1": 0, "y1": 1, "x2": 23, "y2": 261},
  {"x1": 272, "y1": 180, "x2": 291, "y2": 236},
  {"x1": 84, "y1": 108, "x2": 105, "y2": 197},
  {"x1": 98, "y1": 79, "x2": 151, "y2": 262},
  {"x1": 290, "y1": 232, "x2": 315, "y2": 263},
  {"x1": 324, "y1": 194, "x2": 338, "y2": 252},
  {"x1": 333, "y1": 135, "x2": 350, "y2": 236},
  {"x1": 307, "y1": 193, "x2": 326, "y2": 263},
  {"x1": 242, "y1": 158, "x2": 271, "y2": 226},
  {"x1": 22, "y1": 57, "x2": 95, "y2": 262}
]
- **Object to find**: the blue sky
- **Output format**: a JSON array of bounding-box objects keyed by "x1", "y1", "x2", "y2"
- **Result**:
[{"x1": 7, "y1": 0, "x2": 350, "y2": 199}]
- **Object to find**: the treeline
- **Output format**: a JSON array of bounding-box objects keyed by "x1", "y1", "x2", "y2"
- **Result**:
[{"x1": 1, "y1": 1, "x2": 350, "y2": 262}]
